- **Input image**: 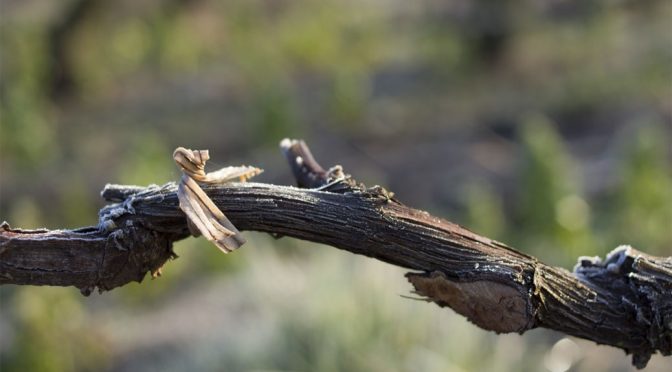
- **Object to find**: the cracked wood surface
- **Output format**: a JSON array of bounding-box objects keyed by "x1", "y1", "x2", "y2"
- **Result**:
[{"x1": 0, "y1": 139, "x2": 670, "y2": 368}]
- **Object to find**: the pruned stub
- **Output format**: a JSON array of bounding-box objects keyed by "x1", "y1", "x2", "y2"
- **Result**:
[{"x1": 407, "y1": 271, "x2": 533, "y2": 334}]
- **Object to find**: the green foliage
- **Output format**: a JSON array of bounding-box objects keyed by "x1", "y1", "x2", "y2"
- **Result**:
[
  {"x1": 609, "y1": 122, "x2": 672, "y2": 255},
  {"x1": 463, "y1": 180, "x2": 506, "y2": 241},
  {"x1": 247, "y1": 81, "x2": 301, "y2": 147},
  {"x1": 510, "y1": 116, "x2": 596, "y2": 265},
  {"x1": 3, "y1": 287, "x2": 109, "y2": 372},
  {"x1": 117, "y1": 133, "x2": 175, "y2": 186},
  {"x1": 0, "y1": 28, "x2": 54, "y2": 169}
]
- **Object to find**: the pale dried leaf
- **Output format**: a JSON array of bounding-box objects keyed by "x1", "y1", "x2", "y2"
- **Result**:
[{"x1": 173, "y1": 147, "x2": 261, "y2": 253}]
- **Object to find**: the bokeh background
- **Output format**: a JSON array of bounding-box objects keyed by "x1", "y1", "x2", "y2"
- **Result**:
[{"x1": 1, "y1": 0, "x2": 671, "y2": 371}]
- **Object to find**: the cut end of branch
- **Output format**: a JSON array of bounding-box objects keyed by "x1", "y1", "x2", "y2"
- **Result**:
[
  {"x1": 280, "y1": 138, "x2": 330, "y2": 188},
  {"x1": 279, "y1": 138, "x2": 372, "y2": 195}
]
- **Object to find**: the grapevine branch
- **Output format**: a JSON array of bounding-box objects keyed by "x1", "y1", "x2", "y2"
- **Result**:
[{"x1": 0, "y1": 139, "x2": 669, "y2": 368}]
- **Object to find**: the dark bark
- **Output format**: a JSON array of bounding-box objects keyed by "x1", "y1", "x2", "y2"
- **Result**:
[{"x1": 0, "y1": 140, "x2": 670, "y2": 368}]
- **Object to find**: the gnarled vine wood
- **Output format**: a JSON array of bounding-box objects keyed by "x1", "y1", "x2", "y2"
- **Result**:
[{"x1": 0, "y1": 139, "x2": 670, "y2": 368}]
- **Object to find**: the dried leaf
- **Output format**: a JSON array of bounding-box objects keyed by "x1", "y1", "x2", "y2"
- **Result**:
[{"x1": 173, "y1": 147, "x2": 262, "y2": 253}]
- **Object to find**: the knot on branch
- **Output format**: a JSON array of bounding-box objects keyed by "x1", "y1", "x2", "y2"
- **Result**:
[
  {"x1": 88, "y1": 222, "x2": 178, "y2": 296},
  {"x1": 173, "y1": 147, "x2": 262, "y2": 253},
  {"x1": 574, "y1": 245, "x2": 672, "y2": 368}
]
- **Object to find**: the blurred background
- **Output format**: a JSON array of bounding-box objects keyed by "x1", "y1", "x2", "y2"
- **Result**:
[{"x1": 0, "y1": 0, "x2": 671, "y2": 371}]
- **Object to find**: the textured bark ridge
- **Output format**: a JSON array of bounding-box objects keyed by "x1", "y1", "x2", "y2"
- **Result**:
[{"x1": 0, "y1": 139, "x2": 670, "y2": 368}]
